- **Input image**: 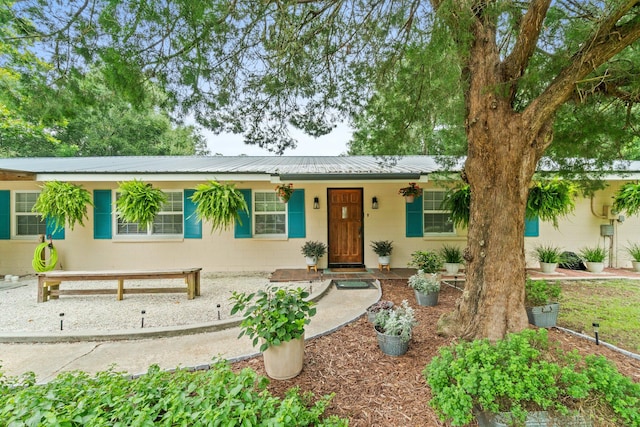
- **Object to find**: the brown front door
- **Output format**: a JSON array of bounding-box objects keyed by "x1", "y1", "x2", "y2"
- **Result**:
[{"x1": 328, "y1": 188, "x2": 363, "y2": 266}]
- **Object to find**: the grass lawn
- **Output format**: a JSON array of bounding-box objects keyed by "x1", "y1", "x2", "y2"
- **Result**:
[{"x1": 558, "y1": 279, "x2": 640, "y2": 353}]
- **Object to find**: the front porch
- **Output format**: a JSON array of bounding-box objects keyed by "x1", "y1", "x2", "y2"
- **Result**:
[{"x1": 270, "y1": 266, "x2": 640, "y2": 283}]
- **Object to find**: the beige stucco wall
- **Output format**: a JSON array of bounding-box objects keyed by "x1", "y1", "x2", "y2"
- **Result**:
[{"x1": 2, "y1": 179, "x2": 640, "y2": 276}]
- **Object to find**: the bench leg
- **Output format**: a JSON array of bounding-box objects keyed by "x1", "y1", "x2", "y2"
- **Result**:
[
  {"x1": 186, "y1": 274, "x2": 195, "y2": 299},
  {"x1": 117, "y1": 279, "x2": 124, "y2": 300},
  {"x1": 37, "y1": 276, "x2": 44, "y2": 303}
]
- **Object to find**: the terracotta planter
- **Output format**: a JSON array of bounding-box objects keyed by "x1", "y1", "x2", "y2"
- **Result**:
[
  {"x1": 585, "y1": 261, "x2": 604, "y2": 273},
  {"x1": 539, "y1": 262, "x2": 558, "y2": 274},
  {"x1": 262, "y1": 334, "x2": 305, "y2": 380},
  {"x1": 404, "y1": 195, "x2": 415, "y2": 203}
]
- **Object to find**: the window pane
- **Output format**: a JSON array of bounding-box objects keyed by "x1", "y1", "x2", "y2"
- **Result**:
[
  {"x1": 153, "y1": 214, "x2": 183, "y2": 234},
  {"x1": 424, "y1": 191, "x2": 446, "y2": 211},
  {"x1": 255, "y1": 213, "x2": 286, "y2": 234},
  {"x1": 117, "y1": 219, "x2": 147, "y2": 234},
  {"x1": 17, "y1": 215, "x2": 46, "y2": 236},
  {"x1": 15, "y1": 193, "x2": 38, "y2": 213},
  {"x1": 424, "y1": 213, "x2": 454, "y2": 233}
]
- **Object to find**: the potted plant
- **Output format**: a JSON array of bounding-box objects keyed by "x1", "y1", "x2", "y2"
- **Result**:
[
  {"x1": 373, "y1": 300, "x2": 417, "y2": 356},
  {"x1": 625, "y1": 242, "x2": 640, "y2": 272},
  {"x1": 190, "y1": 180, "x2": 249, "y2": 232},
  {"x1": 365, "y1": 299, "x2": 394, "y2": 323},
  {"x1": 33, "y1": 181, "x2": 93, "y2": 232},
  {"x1": 301, "y1": 241, "x2": 327, "y2": 271},
  {"x1": 370, "y1": 240, "x2": 393, "y2": 270},
  {"x1": 439, "y1": 244, "x2": 464, "y2": 274},
  {"x1": 275, "y1": 183, "x2": 294, "y2": 203},
  {"x1": 408, "y1": 250, "x2": 443, "y2": 274},
  {"x1": 398, "y1": 182, "x2": 422, "y2": 203},
  {"x1": 230, "y1": 286, "x2": 316, "y2": 380},
  {"x1": 425, "y1": 329, "x2": 638, "y2": 427},
  {"x1": 407, "y1": 270, "x2": 441, "y2": 306},
  {"x1": 579, "y1": 246, "x2": 607, "y2": 273},
  {"x1": 532, "y1": 244, "x2": 564, "y2": 274},
  {"x1": 116, "y1": 180, "x2": 167, "y2": 228},
  {"x1": 524, "y1": 278, "x2": 561, "y2": 327}
]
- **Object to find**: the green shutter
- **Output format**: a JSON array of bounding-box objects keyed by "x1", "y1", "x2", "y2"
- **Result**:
[
  {"x1": 524, "y1": 216, "x2": 539, "y2": 237},
  {"x1": 0, "y1": 190, "x2": 9, "y2": 239},
  {"x1": 234, "y1": 189, "x2": 252, "y2": 238},
  {"x1": 46, "y1": 219, "x2": 65, "y2": 240},
  {"x1": 183, "y1": 189, "x2": 202, "y2": 239},
  {"x1": 287, "y1": 189, "x2": 306, "y2": 238},
  {"x1": 406, "y1": 194, "x2": 424, "y2": 237},
  {"x1": 93, "y1": 190, "x2": 112, "y2": 239}
]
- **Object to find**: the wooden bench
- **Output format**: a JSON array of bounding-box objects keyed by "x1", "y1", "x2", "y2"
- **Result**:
[{"x1": 37, "y1": 268, "x2": 202, "y2": 303}]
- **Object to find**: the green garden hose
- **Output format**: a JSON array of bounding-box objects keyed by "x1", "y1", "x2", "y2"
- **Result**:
[{"x1": 32, "y1": 242, "x2": 58, "y2": 272}]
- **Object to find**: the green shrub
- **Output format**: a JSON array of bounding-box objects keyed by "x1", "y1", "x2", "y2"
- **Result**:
[
  {"x1": 625, "y1": 242, "x2": 640, "y2": 262},
  {"x1": 0, "y1": 361, "x2": 348, "y2": 426},
  {"x1": 370, "y1": 240, "x2": 393, "y2": 256},
  {"x1": 408, "y1": 250, "x2": 443, "y2": 273},
  {"x1": 424, "y1": 329, "x2": 640, "y2": 426},
  {"x1": 408, "y1": 270, "x2": 440, "y2": 294},
  {"x1": 230, "y1": 286, "x2": 317, "y2": 352},
  {"x1": 525, "y1": 278, "x2": 561, "y2": 307}
]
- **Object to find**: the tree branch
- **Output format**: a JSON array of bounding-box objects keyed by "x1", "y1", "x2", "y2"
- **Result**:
[
  {"x1": 525, "y1": 7, "x2": 640, "y2": 144},
  {"x1": 503, "y1": 0, "x2": 551, "y2": 81}
]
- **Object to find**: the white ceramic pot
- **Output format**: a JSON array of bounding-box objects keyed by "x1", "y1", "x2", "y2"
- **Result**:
[
  {"x1": 11, "y1": 275, "x2": 19, "y2": 282},
  {"x1": 585, "y1": 261, "x2": 605, "y2": 273},
  {"x1": 378, "y1": 255, "x2": 390, "y2": 266},
  {"x1": 632, "y1": 261, "x2": 640, "y2": 272},
  {"x1": 444, "y1": 262, "x2": 460, "y2": 274},
  {"x1": 262, "y1": 334, "x2": 305, "y2": 380},
  {"x1": 539, "y1": 262, "x2": 558, "y2": 274},
  {"x1": 305, "y1": 256, "x2": 318, "y2": 266}
]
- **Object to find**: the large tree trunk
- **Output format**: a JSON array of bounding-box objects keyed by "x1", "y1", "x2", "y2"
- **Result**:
[{"x1": 438, "y1": 13, "x2": 548, "y2": 341}]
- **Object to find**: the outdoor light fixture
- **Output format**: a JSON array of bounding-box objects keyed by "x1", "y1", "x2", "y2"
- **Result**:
[
  {"x1": 372, "y1": 197, "x2": 379, "y2": 209},
  {"x1": 141, "y1": 310, "x2": 146, "y2": 328},
  {"x1": 313, "y1": 196, "x2": 320, "y2": 209},
  {"x1": 593, "y1": 322, "x2": 600, "y2": 345},
  {"x1": 59, "y1": 313, "x2": 64, "y2": 331},
  {"x1": 216, "y1": 303, "x2": 221, "y2": 320}
]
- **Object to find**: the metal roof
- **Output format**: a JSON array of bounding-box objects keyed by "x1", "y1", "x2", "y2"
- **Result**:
[{"x1": 0, "y1": 155, "x2": 441, "y2": 179}]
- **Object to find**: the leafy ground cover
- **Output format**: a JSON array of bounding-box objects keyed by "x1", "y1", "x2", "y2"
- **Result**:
[{"x1": 558, "y1": 279, "x2": 640, "y2": 353}]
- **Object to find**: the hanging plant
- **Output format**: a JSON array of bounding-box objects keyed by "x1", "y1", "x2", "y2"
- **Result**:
[
  {"x1": 440, "y1": 179, "x2": 576, "y2": 229},
  {"x1": 275, "y1": 183, "x2": 294, "y2": 203},
  {"x1": 526, "y1": 179, "x2": 577, "y2": 227},
  {"x1": 441, "y1": 184, "x2": 471, "y2": 228},
  {"x1": 612, "y1": 181, "x2": 640, "y2": 216},
  {"x1": 33, "y1": 181, "x2": 93, "y2": 231},
  {"x1": 190, "y1": 180, "x2": 249, "y2": 232},
  {"x1": 398, "y1": 182, "x2": 422, "y2": 197},
  {"x1": 116, "y1": 180, "x2": 167, "y2": 228}
]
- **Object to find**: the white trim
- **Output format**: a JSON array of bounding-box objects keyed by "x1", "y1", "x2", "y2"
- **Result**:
[
  {"x1": 36, "y1": 173, "x2": 272, "y2": 182},
  {"x1": 253, "y1": 191, "x2": 288, "y2": 237}
]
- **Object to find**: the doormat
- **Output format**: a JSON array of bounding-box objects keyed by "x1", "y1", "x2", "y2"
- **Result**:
[{"x1": 333, "y1": 280, "x2": 375, "y2": 289}]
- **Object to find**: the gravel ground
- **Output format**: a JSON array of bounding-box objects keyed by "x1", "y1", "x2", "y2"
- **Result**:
[{"x1": 0, "y1": 272, "x2": 309, "y2": 333}]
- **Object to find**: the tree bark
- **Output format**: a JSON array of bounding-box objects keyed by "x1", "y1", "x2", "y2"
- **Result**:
[{"x1": 438, "y1": 11, "x2": 547, "y2": 341}]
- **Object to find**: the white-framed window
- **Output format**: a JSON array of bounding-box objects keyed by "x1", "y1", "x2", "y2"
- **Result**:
[
  {"x1": 423, "y1": 190, "x2": 454, "y2": 234},
  {"x1": 14, "y1": 191, "x2": 46, "y2": 237},
  {"x1": 115, "y1": 191, "x2": 184, "y2": 237},
  {"x1": 254, "y1": 191, "x2": 287, "y2": 236}
]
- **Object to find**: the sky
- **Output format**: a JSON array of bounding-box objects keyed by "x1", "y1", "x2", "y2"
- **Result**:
[{"x1": 203, "y1": 123, "x2": 353, "y2": 156}]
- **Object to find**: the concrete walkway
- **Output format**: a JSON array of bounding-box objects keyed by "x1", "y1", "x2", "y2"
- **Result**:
[{"x1": 0, "y1": 281, "x2": 380, "y2": 383}]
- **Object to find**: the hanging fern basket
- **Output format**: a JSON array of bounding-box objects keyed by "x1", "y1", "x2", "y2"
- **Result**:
[
  {"x1": 33, "y1": 181, "x2": 93, "y2": 232},
  {"x1": 190, "y1": 181, "x2": 249, "y2": 233},
  {"x1": 116, "y1": 180, "x2": 167, "y2": 228}
]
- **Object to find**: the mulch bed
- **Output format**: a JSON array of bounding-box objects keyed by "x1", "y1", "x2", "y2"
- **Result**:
[{"x1": 233, "y1": 280, "x2": 640, "y2": 426}]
